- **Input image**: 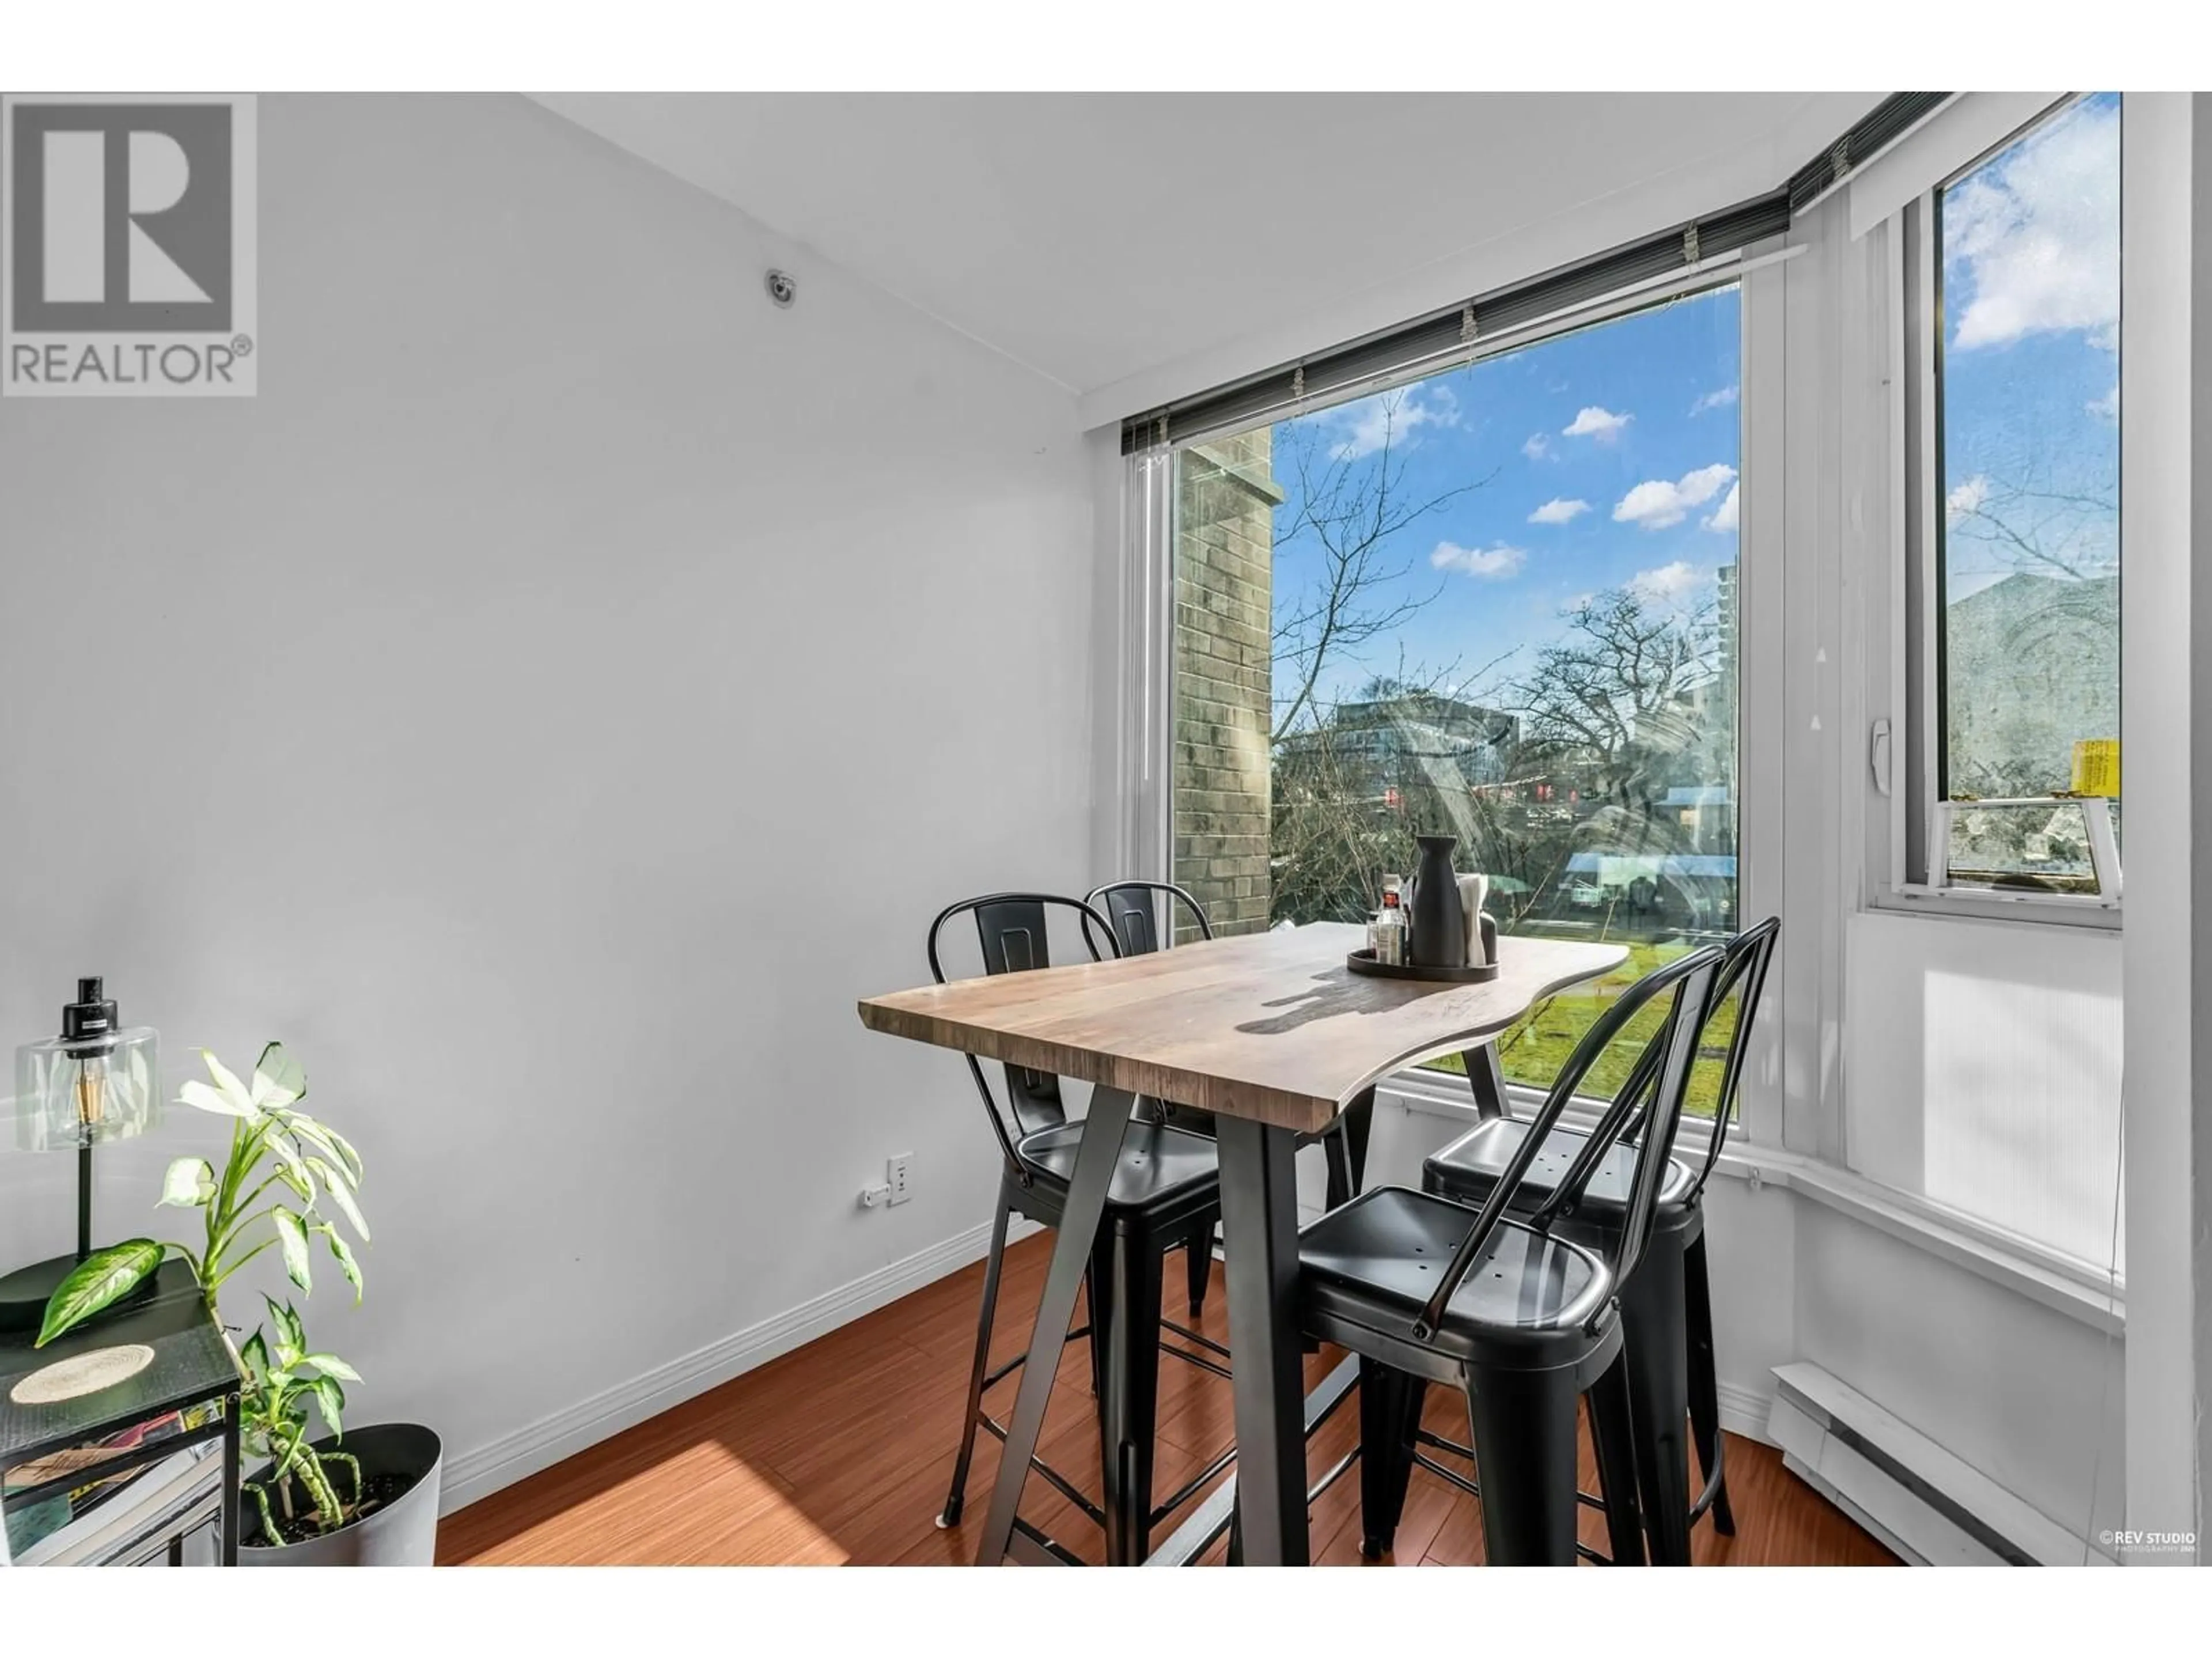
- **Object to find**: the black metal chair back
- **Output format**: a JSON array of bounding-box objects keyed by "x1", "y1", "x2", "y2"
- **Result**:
[
  {"x1": 1533, "y1": 917, "x2": 1780, "y2": 1223},
  {"x1": 1685, "y1": 915, "x2": 1779, "y2": 1196},
  {"x1": 926, "y1": 893, "x2": 1118, "y2": 1178},
  {"x1": 1410, "y1": 945, "x2": 1724, "y2": 1342},
  {"x1": 1085, "y1": 880, "x2": 1213, "y2": 959}
]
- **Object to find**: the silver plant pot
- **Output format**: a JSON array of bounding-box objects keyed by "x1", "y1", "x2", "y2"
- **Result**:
[{"x1": 240, "y1": 1422, "x2": 442, "y2": 1567}]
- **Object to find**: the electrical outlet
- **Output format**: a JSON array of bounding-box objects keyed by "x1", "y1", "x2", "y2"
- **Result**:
[
  {"x1": 887, "y1": 1152, "x2": 914, "y2": 1206},
  {"x1": 858, "y1": 1182, "x2": 891, "y2": 1210}
]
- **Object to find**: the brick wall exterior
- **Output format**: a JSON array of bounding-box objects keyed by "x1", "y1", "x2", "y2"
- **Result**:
[{"x1": 1173, "y1": 431, "x2": 1279, "y2": 939}]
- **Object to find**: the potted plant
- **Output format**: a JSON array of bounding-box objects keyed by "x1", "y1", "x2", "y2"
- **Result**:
[{"x1": 37, "y1": 1044, "x2": 442, "y2": 1565}]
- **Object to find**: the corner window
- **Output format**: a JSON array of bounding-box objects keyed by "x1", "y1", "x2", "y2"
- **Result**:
[{"x1": 1171, "y1": 287, "x2": 1742, "y2": 1107}]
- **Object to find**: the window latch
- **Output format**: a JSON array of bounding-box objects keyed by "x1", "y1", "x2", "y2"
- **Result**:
[{"x1": 1869, "y1": 717, "x2": 1893, "y2": 797}]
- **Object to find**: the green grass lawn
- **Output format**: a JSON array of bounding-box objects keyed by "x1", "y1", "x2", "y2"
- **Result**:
[{"x1": 1422, "y1": 938, "x2": 1738, "y2": 1119}]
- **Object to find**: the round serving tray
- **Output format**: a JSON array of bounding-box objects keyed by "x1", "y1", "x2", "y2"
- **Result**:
[{"x1": 1346, "y1": 948, "x2": 1500, "y2": 984}]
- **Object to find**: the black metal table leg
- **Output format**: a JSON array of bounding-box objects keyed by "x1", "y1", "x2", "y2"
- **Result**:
[
  {"x1": 1214, "y1": 1115, "x2": 1308, "y2": 1566},
  {"x1": 975, "y1": 1085, "x2": 1138, "y2": 1566},
  {"x1": 1462, "y1": 1043, "x2": 1510, "y2": 1119},
  {"x1": 221, "y1": 1390, "x2": 240, "y2": 1565}
]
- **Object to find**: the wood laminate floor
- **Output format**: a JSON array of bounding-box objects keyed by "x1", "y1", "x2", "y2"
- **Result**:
[{"x1": 440, "y1": 1233, "x2": 1899, "y2": 1567}]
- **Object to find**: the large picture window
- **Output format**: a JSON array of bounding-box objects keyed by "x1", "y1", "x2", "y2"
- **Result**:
[
  {"x1": 1172, "y1": 288, "x2": 1742, "y2": 1108},
  {"x1": 1923, "y1": 93, "x2": 2121, "y2": 898}
]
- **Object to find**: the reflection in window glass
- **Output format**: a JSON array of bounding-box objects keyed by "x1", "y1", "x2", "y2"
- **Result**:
[
  {"x1": 1937, "y1": 94, "x2": 2120, "y2": 812},
  {"x1": 1172, "y1": 289, "x2": 1741, "y2": 1111}
]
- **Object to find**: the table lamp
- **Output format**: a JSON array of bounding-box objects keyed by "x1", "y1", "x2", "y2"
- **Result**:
[{"x1": 0, "y1": 978, "x2": 162, "y2": 1334}]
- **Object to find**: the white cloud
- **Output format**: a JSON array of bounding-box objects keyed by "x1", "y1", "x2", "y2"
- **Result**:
[
  {"x1": 1430, "y1": 541, "x2": 1526, "y2": 580},
  {"x1": 1703, "y1": 481, "x2": 1739, "y2": 533},
  {"x1": 2089, "y1": 382, "x2": 2119, "y2": 420},
  {"x1": 1522, "y1": 431, "x2": 1552, "y2": 461},
  {"x1": 1628, "y1": 561, "x2": 1705, "y2": 603},
  {"x1": 1325, "y1": 385, "x2": 1460, "y2": 461},
  {"x1": 1611, "y1": 463, "x2": 1737, "y2": 530},
  {"x1": 1691, "y1": 385, "x2": 1740, "y2": 416},
  {"x1": 1946, "y1": 474, "x2": 1991, "y2": 524},
  {"x1": 1946, "y1": 97, "x2": 2119, "y2": 351},
  {"x1": 1562, "y1": 406, "x2": 1633, "y2": 442},
  {"x1": 1527, "y1": 497, "x2": 1590, "y2": 525}
]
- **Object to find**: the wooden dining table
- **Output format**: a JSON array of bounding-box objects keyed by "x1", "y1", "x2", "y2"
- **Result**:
[{"x1": 858, "y1": 919, "x2": 1628, "y2": 1565}]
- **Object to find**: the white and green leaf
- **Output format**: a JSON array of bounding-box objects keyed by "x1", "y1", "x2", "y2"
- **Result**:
[
  {"x1": 199, "y1": 1049, "x2": 262, "y2": 1118},
  {"x1": 324, "y1": 1126, "x2": 363, "y2": 1183},
  {"x1": 321, "y1": 1228, "x2": 364, "y2": 1305},
  {"x1": 252, "y1": 1042, "x2": 306, "y2": 1112},
  {"x1": 306, "y1": 1160, "x2": 370, "y2": 1242},
  {"x1": 303, "y1": 1351, "x2": 361, "y2": 1382},
  {"x1": 180, "y1": 1076, "x2": 256, "y2": 1119},
  {"x1": 239, "y1": 1330, "x2": 271, "y2": 1388},
  {"x1": 35, "y1": 1240, "x2": 165, "y2": 1347},
  {"x1": 287, "y1": 1119, "x2": 354, "y2": 1185},
  {"x1": 160, "y1": 1156, "x2": 217, "y2": 1208},
  {"x1": 311, "y1": 1375, "x2": 345, "y2": 1438},
  {"x1": 272, "y1": 1208, "x2": 313, "y2": 1293}
]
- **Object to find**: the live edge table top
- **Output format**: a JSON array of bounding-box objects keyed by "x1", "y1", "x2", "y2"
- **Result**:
[{"x1": 858, "y1": 923, "x2": 1627, "y2": 1137}]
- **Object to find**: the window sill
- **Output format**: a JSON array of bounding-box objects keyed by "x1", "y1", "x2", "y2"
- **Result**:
[
  {"x1": 1870, "y1": 884, "x2": 2122, "y2": 932},
  {"x1": 1374, "y1": 1072, "x2": 2125, "y2": 1335}
]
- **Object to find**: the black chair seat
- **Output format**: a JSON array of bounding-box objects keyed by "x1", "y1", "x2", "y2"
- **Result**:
[
  {"x1": 1425, "y1": 1118, "x2": 1694, "y2": 1215},
  {"x1": 1299, "y1": 1187, "x2": 1610, "y2": 1369},
  {"x1": 1016, "y1": 1119, "x2": 1220, "y2": 1217}
]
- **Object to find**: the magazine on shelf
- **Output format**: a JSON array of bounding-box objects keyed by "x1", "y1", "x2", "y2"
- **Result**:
[
  {"x1": 3, "y1": 1403, "x2": 218, "y2": 1563},
  {"x1": 14, "y1": 1438, "x2": 222, "y2": 1566}
]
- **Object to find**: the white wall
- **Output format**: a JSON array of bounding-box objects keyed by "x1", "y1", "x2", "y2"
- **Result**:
[
  {"x1": 0, "y1": 93, "x2": 1094, "y2": 1501},
  {"x1": 1844, "y1": 911, "x2": 2123, "y2": 1268}
]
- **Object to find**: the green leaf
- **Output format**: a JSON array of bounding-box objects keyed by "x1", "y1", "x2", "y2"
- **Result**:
[
  {"x1": 311, "y1": 1375, "x2": 345, "y2": 1439},
  {"x1": 272, "y1": 1209, "x2": 312, "y2": 1293},
  {"x1": 252, "y1": 1042, "x2": 306, "y2": 1111},
  {"x1": 36, "y1": 1240, "x2": 165, "y2": 1347},
  {"x1": 321, "y1": 1228, "x2": 364, "y2": 1305},
  {"x1": 159, "y1": 1156, "x2": 216, "y2": 1207},
  {"x1": 302, "y1": 1351, "x2": 361, "y2": 1382},
  {"x1": 306, "y1": 1160, "x2": 370, "y2": 1242}
]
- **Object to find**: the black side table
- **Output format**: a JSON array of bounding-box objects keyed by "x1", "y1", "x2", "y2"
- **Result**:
[{"x1": 1, "y1": 1260, "x2": 243, "y2": 1566}]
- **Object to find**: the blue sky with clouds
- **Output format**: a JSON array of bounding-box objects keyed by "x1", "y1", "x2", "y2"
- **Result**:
[
  {"x1": 1271, "y1": 285, "x2": 1741, "y2": 709},
  {"x1": 1938, "y1": 92, "x2": 2119, "y2": 600},
  {"x1": 1264, "y1": 92, "x2": 2119, "y2": 714}
]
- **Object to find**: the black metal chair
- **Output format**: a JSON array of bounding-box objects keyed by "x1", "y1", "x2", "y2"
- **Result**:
[
  {"x1": 1388, "y1": 917, "x2": 1779, "y2": 1566},
  {"x1": 1297, "y1": 944, "x2": 1726, "y2": 1566},
  {"x1": 930, "y1": 892, "x2": 1233, "y2": 1565},
  {"x1": 1086, "y1": 880, "x2": 1376, "y2": 1245}
]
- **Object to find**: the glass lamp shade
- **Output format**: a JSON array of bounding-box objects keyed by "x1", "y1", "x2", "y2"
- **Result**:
[{"x1": 12, "y1": 1026, "x2": 161, "y2": 1154}]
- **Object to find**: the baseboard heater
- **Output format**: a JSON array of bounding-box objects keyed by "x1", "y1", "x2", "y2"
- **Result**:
[{"x1": 1764, "y1": 1362, "x2": 2114, "y2": 1566}]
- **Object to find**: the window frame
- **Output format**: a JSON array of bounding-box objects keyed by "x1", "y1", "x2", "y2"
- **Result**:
[
  {"x1": 1139, "y1": 258, "x2": 1780, "y2": 1146},
  {"x1": 1870, "y1": 95, "x2": 2123, "y2": 932}
]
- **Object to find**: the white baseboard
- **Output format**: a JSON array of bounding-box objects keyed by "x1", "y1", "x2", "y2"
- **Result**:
[
  {"x1": 440, "y1": 1215, "x2": 1039, "y2": 1514},
  {"x1": 1717, "y1": 1378, "x2": 1775, "y2": 1445}
]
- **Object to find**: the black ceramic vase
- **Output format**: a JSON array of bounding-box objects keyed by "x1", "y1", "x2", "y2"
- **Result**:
[{"x1": 1408, "y1": 834, "x2": 1467, "y2": 968}]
